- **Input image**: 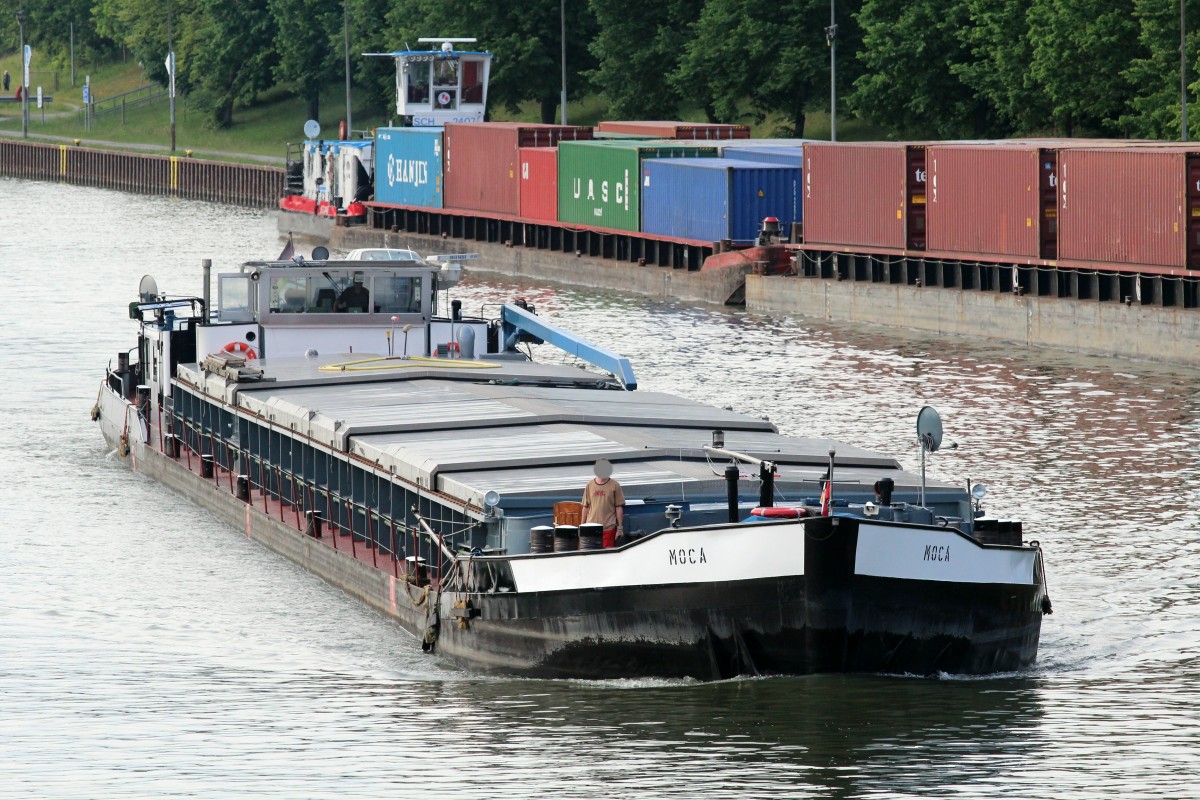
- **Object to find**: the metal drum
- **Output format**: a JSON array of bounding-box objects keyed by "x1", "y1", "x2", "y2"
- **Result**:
[
  {"x1": 553, "y1": 525, "x2": 579, "y2": 552},
  {"x1": 578, "y1": 522, "x2": 604, "y2": 550},
  {"x1": 529, "y1": 525, "x2": 555, "y2": 554}
]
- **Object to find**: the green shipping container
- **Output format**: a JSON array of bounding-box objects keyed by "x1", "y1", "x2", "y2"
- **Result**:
[{"x1": 557, "y1": 140, "x2": 718, "y2": 232}]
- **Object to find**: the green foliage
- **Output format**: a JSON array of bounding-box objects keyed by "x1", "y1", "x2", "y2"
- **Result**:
[
  {"x1": 186, "y1": 0, "x2": 276, "y2": 128},
  {"x1": 851, "y1": 0, "x2": 999, "y2": 138},
  {"x1": 954, "y1": 0, "x2": 1053, "y2": 134},
  {"x1": 1122, "y1": 0, "x2": 1199, "y2": 139},
  {"x1": 6, "y1": 0, "x2": 1200, "y2": 143},
  {"x1": 269, "y1": 0, "x2": 340, "y2": 121},
  {"x1": 676, "y1": 0, "x2": 842, "y2": 136},
  {"x1": 1026, "y1": 0, "x2": 1142, "y2": 136},
  {"x1": 588, "y1": 0, "x2": 704, "y2": 120}
]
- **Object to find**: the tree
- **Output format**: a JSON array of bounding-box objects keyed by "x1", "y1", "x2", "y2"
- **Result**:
[
  {"x1": 676, "y1": 0, "x2": 843, "y2": 136},
  {"x1": 1026, "y1": 0, "x2": 1142, "y2": 136},
  {"x1": 385, "y1": 0, "x2": 598, "y2": 124},
  {"x1": 851, "y1": 0, "x2": 997, "y2": 139},
  {"x1": 588, "y1": 0, "x2": 704, "y2": 120},
  {"x1": 1121, "y1": 0, "x2": 1200, "y2": 139},
  {"x1": 184, "y1": 0, "x2": 276, "y2": 128},
  {"x1": 269, "y1": 0, "x2": 340, "y2": 123},
  {"x1": 954, "y1": 0, "x2": 1052, "y2": 135}
]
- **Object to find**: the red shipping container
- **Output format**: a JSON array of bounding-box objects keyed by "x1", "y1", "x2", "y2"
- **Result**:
[
  {"x1": 927, "y1": 145, "x2": 1041, "y2": 258},
  {"x1": 444, "y1": 122, "x2": 592, "y2": 215},
  {"x1": 519, "y1": 147, "x2": 558, "y2": 222},
  {"x1": 1058, "y1": 147, "x2": 1186, "y2": 268},
  {"x1": 803, "y1": 143, "x2": 908, "y2": 249},
  {"x1": 596, "y1": 121, "x2": 751, "y2": 140}
]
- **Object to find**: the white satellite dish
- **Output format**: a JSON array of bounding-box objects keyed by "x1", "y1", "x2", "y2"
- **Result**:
[
  {"x1": 138, "y1": 274, "x2": 159, "y2": 303},
  {"x1": 303, "y1": 119, "x2": 321, "y2": 139}
]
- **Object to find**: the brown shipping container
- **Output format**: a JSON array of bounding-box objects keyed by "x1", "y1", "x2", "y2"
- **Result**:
[
  {"x1": 519, "y1": 147, "x2": 558, "y2": 222},
  {"x1": 1058, "y1": 147, "x2": 1186, "y2": 268},
  {"x1": 803, "y1": 143, "x2": 908, "y2": 249},
  {"x1": 926, "y1": 145, "x2": 1041, "y2": 258},
  {"x1": 444, "y1": 122, "x2": 592, "y2": 215},
  {"x1": 596, "y1": 121, "x2": 751, "y2": 140}
]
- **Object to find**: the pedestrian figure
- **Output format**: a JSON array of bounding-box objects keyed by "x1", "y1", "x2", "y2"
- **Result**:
[{"x1": 3, "y1": 70, "x2": 9, "y2": 93}]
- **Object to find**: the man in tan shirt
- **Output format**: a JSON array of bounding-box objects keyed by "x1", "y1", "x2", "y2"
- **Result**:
[{"x1": 582, "y1": 458, "x2": 625, "y2": 548}]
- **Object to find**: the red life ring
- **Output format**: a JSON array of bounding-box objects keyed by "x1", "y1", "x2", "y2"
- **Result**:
[
  {"x1": 221, "y1": 341, "x2": 258, "y2": 359},
  {"x1": 750, "y1": 507, "x2": 805, "y2": 518}
]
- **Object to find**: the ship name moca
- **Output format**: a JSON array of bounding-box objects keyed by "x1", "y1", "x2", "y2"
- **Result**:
[
  {"x1": 669, "y1": 547, "x2": 707, "y2": 565},
  {"x1": 923, "y1": 544, "x2": 951, "y2": 562}
]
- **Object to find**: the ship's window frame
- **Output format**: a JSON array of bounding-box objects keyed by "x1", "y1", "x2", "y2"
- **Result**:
[{"x1": 217, "y1": 274, "x2": 255, "y2": 323}]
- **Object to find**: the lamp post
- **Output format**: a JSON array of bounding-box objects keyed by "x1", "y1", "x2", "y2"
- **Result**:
[
  {"x1": 826, "y1": 0, "x2": 837, "y2": 141},
  {"x1": 18, "y1": 3, "x2": 28, "y2": 139},
  {"x1": 167, "y1": 0, "x2": 175, "y2": 152},
  {"x1": 1182, "y1": 0, "x2": 1189, "y2": 141},
  {"x1": 560, "y1": 0, "x2": 568, "y2": 124},
  {"x1": 343, "y1": 0, "x2": 353, "y2": 136}
]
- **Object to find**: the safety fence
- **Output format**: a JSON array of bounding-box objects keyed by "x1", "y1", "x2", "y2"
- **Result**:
[{"x1": 0, "y1": 139, "x2": 284, "y2": 208}]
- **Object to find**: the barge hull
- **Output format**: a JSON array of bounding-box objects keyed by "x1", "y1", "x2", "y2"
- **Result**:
[{"x1": 99, "y1": 385, "x2": 1043, "y2": 680}]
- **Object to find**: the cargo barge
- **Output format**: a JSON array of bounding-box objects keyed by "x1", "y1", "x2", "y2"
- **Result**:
[{"x1": 93, "y1": 247, "x2": 1051, "y2": 680}]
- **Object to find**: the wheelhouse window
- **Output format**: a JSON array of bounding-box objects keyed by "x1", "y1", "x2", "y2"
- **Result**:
[
  {"x1": 218, "y1": 275, "x2": 254, "y2": 322},
  {"x1": 433, "y1": 59, "x2": 459, "y2": 109},
  {"x1": 374, "y1": 275, "x2": 424, "y2": 314},
  {"x1": 406, "y1": 61, "x2": 430, "y2": 104}
]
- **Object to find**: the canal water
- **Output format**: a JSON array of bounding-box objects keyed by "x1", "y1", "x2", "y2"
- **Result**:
[{"x1": 2, "y1": 178, "x2": 1199, "y2": 798}]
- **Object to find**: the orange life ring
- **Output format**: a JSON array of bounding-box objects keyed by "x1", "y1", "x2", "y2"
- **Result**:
[
  {"x1": 222, "y1": 341, "x2": 258, "y2": 359},
  {"x1": 750, "y1": 507, "x2": 805, "y2": 518}
]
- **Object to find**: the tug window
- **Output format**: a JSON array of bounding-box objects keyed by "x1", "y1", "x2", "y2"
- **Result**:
[
  {"x1": 406, "y1": 63, "x2": 430, "y2": 104},
  {"x1": 217, "y1": 275, "x2": 254, "y2": 323},
  {"x1": 270, "y1": 276, "x2": 308, "y2": 313},
  {"x1": 374, "y1": 275, "x2": 423, "y2": 314}
]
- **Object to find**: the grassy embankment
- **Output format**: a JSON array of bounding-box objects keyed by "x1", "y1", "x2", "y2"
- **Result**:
[{"x1": 0, "y1": 55, "x2": 875, "y2": 164}]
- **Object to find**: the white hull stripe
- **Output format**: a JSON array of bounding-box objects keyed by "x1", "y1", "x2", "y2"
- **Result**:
[
  {"x1": 507, "y1": 522, "x2": 806, "y2": 594},
  {"x1": 854, "y1": 523, "x2": 1036, "y2": 585}
]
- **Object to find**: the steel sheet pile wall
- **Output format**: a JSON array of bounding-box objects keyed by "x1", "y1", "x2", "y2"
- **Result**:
[
  {"x1": 1059, "y1": 147, "x2": 1186, "y2": 268},
  {"x1": 642, "y1": 158, "x2": 801, "y2": 242},
  {"x1": 803, "y1": 143, "x2": 907, "y2": 249},
  {"x1": 373, "y1": 127, "x2": 443, "y2": 208},
  {"x1": 519, "y1": 147, "x2": 558, "y2": 222},
  {"x1": 557, "y1": 141, "x2": 718, "y2": 232},
  {"x1": 927, "y1": 145, "x2": 1040, "y2": 258},
  {"x1": 444, "y1": 122, "x2": 592, "y2": 216},
  {"x1": 596, "y1": 121, "x2": 751, "y2": 140}
]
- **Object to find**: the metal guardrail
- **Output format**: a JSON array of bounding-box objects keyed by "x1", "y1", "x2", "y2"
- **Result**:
[{"x1": 85, "y1": 84, "x2": 166, "y2": 119}]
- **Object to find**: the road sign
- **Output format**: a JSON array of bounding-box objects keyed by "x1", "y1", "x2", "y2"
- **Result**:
[
  {"x1": 82, "y1": 84, "x2": 89, "y2": 104},
  {"x1": 36, "y1": 87, "x2": 42, "y2": 109},
  {"x1": 24, "y1": 45, "x2": 31, "y2": 87}
]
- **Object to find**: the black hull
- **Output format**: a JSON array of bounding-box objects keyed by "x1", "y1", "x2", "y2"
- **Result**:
[
  {"x1": 100, "y1": 393, "x2": 1046, "y2": 682},
  {"x1": 430, "y1": 576, "x2": 1043, "y2": 681}
]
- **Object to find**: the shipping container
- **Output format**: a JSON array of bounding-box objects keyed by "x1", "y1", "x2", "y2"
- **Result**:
[
  {"x1": 444, "y1": 122, "x2": 592, "y2": 215},
  {"x1": 1058, "y1": 147, "x2": 1188, "y2": 268},
  {"x1": 721, "y1": 144, "x2": 805, "y2": 167},
  {"x1": 802, "y1": 142, "x2": 914, "y2": 250},
  {"x1": 641, "y1": 158, "x2": 802, "y2": 242},
  {"x1": 557, "y1": 140, "x2": 718, "y2": 232},
  {"x1": 596, "y1": 121, "x2": 751, "y2": 140},
  {"x1": 373, "y1": 127, "x2": 444, "y2": 208},
  {"x1": 519, "y1": 147, "x2": 558, "y2": 222},
  {"x1": 926, "y1": 145, "x2": 1042, "y2": 258}
]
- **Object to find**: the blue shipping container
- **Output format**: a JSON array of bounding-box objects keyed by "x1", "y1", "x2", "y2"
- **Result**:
[
  {"x1": 720, "y1": 144, "x2": 806, "y2": 168},
  {"x1": 373, "y1": 127, "x2": 444, "y2": 208},
  {"x1": 641, "y1": 158, "x2": 802, "y2": 242}
]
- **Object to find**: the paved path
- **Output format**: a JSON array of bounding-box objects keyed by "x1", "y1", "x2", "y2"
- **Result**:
[{"x1": 0, "y1": 128, "x2": 284, "y2": 165}]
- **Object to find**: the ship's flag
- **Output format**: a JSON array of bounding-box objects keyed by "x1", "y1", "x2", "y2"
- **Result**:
[
  {"x1": 278, "y1": 236, "x2": 295, "y2": 261},
  {"x1": 819, "y1": 479, "x2": 831, "y2": 516}
]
